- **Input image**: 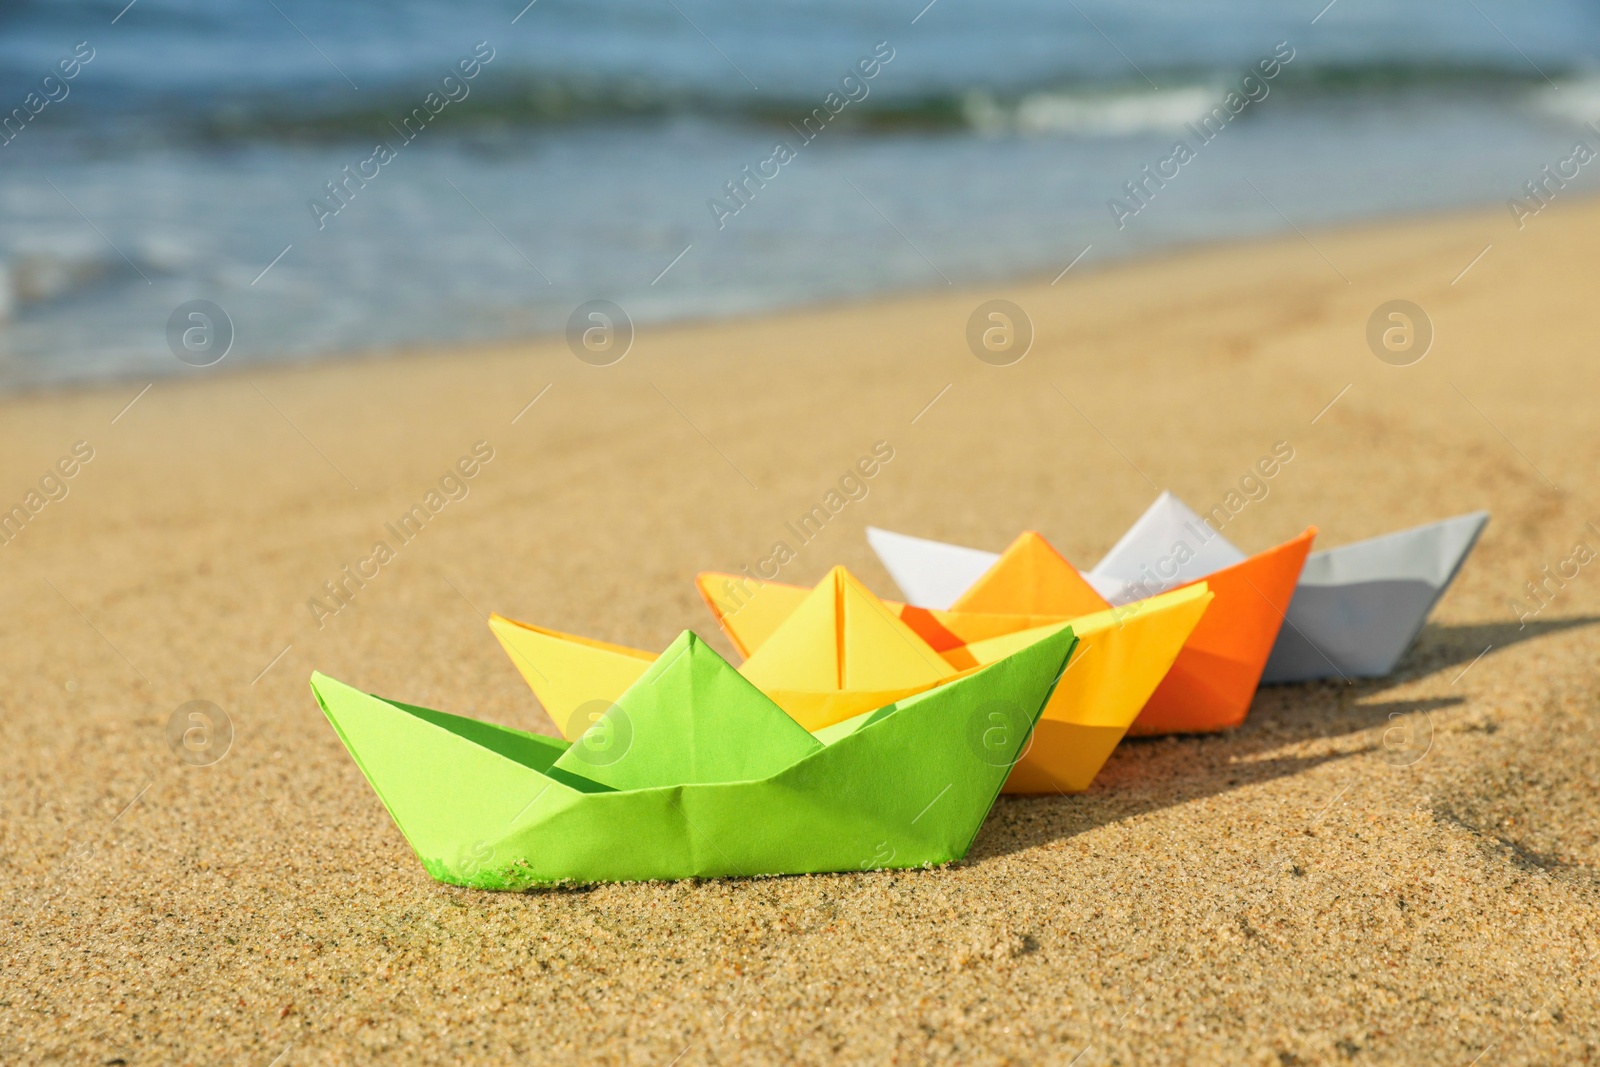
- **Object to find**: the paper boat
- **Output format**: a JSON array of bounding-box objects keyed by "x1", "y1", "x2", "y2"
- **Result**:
[
  {"x1": 491, "y1": 567, "x2": 966, "y2": 735},
  {"x1": 309, "y1": 625, "x2": 1074, "y2": 888},
  {"x1": 1259, "y1": 510, "x2": 1488, "y2": 683},
  {"x1": 694, "y1": 568, "x2": 1213, "y2": 788},
  {"x1": 862, "y1": 495, "x2": 1316, "y2": 734}
]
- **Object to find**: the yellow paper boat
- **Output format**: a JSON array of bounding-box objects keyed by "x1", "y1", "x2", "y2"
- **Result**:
[
  {"x1": 499, "y1": 566, "x2": 1212, "y2": 794},
  {"x1": 492, "y1": 566, "x2": 964, "y2": 737},
  {"x1": 697, "y1": 568, "x2": 1212, "y2": 791}
]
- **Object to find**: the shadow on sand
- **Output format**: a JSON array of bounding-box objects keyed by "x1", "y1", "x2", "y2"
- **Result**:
[{"x1": 970, "y1": 615, "x2": 1600, "y2": 863}]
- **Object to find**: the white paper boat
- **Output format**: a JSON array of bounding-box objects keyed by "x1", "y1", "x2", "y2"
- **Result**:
[
  {"x1": 1258, "y1": 509, "x2": 1488, "y2": 683},
  {"x1": 867, "y1": 494, "x2": 1488, "y2": 685}
]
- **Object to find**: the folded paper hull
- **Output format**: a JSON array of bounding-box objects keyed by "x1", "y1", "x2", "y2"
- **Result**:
[
  {"x1": 1259, "y1": 511, "x2": 1489, "y2": 684},
  {"x1": 1125, "y1": 530, "x2": 1314, "y2": 734},
  {"x1": 309, "y1": 624, "x2": 1074, "y2": 888},
  {"x1": 946, "y1": 586, "x2": 1212, "y2": 789},
  {"x1": 1263, "y1": 579, "x2": 1441, "y2": 682},
  {"x1": 698, "y1": 576, "x2": 1214, "y2": 788}
]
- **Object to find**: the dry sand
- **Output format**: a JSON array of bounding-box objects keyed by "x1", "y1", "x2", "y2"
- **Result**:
[{"x1": 3, "y1": 199, "x2": 1599, "y2": 1065}]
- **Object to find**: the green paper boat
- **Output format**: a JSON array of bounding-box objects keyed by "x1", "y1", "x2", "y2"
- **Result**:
[{"x1": 310, "y1": 625, "x2": 1076, "y2": 889}]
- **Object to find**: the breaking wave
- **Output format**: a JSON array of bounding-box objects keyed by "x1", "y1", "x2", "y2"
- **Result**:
[{"x1": 23, "y1": 60, "x2": 1577, "y2": 146}]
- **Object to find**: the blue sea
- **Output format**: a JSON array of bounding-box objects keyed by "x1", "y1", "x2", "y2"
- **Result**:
[{"x1": 2, "y1": 0, "x2": 1600, "y2": 389}]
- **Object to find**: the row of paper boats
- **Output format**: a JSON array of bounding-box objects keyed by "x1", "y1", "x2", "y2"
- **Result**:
[{"x1": 312, "y1": 494, "x2": 1488, "y2": 889}]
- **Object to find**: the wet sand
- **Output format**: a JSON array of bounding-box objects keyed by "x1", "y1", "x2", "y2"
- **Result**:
[{"x1": 3, "y1": 199, "x2": 1599, "y2": 1065}]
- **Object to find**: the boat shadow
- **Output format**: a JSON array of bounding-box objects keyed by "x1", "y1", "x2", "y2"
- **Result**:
[
  {"x1": 973, "y1": 694, "x2": 1460, "y2": 863},
  {"x1": 1363, "y1": 615, "x2": 1600, "y2": 690},
  {"x1": 970, "y1": 614, "x2": 1600, "y2": 863}
]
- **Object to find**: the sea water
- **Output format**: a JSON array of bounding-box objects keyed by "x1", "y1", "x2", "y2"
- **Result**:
[{"x1": 1, "y1": 0, "x2": 1598, "y2": 389}]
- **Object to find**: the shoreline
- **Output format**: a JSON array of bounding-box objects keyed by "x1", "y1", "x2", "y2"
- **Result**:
[{"x1": 2, "y1": 191, "x2": 1582, "y2": 402}]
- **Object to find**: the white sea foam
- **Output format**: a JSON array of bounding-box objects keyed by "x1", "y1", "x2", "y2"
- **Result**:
[
  {"x1": 1535, "y1": 74, "x2": 1600, "y2": 124},
  {"x1": 963, "y1": 86, "x2": 1221, "y2": 136}
]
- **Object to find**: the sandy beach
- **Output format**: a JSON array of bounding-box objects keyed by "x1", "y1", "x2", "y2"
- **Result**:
[{"x1": 4, "y1": 198, "x2": 1599, "y2": 1065}]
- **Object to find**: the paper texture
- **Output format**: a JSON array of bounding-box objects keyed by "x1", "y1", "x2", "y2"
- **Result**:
[
  {"x1": 1260, "y1": 510, "x2": 1488, "y2": 682},
  {"x1": 309, "y1": 624, "x2": 1075, "y2": 887},
  {"x1": 486, "y1": 622, "x2": 653, "y2": 738},
  {"x1": 865, "y1": 526, "x2": 999, "y2": 610},
  {"x1": 739, "y1": 566, "x2": 961, "y2": 729}
]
